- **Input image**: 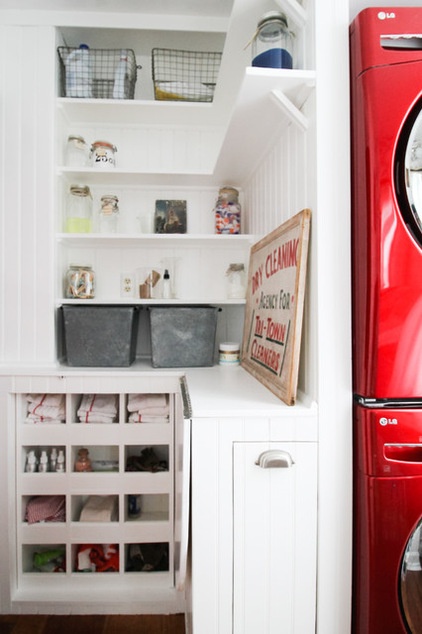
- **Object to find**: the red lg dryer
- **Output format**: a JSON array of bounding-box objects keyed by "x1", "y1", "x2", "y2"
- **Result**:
[{"x1": 351, "y1": 7, "x2": 422, "y2": 634}]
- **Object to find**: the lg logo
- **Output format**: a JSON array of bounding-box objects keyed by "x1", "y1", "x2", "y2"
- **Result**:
[
  {"x1": 379, "y1": 417, "x2": 398, "y2": 426},
  {"x1": 378, "y1": 11, "x2": 396, "y2": 20}
]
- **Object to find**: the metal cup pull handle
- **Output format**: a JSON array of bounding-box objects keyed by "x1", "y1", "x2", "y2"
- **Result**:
[{"x1": 255, "y1": 450, "x2": 295, "y2": 469}]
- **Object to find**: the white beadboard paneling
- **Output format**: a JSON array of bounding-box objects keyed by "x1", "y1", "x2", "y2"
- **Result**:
[{"x1": 0, "y1": 25, "x2": 56, "y2": 366}]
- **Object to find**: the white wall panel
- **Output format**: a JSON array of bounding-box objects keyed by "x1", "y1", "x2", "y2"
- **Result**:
[{"x1": 0, "y1": 25, "x2": 56, "y2": 366}]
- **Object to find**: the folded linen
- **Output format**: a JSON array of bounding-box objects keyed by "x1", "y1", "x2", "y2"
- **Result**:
[
  {"x1": 25, "y1": 394, "x2": 65, "y2": 423},
  {"x1": 77, "y1": 394, "x2": 118, "y2": 423},
  {"x1": 128, "y1": 412, "x2": 169, "y2": 423},
  {"x1": 127, "y1": 393, "x2": 168, "y2": 413}
]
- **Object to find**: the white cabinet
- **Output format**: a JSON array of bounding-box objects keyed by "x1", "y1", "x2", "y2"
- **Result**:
[
  {"x1": 233, "y1": 442, "x2": 317, "y2": 633},
  {"x1": 190, "y1": 411, "x2": 317, "y2": 634}
]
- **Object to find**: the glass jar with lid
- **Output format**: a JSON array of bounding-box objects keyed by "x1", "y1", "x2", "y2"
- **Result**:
[
  {"x1": 252, "y1": 11, "x2": 294, "y2": 69},
  {"x1": 225, "y1": 263, "x2": 246, "y2": 298},
  {"x1": 65, "y1": 185, "x2": 93, "y2": 233},
  {"x1": 99, "y1": 194, "x2": 119, "y2": 233},
  {"x1": 90, "y1": 140, "x2": 117, "y2": 169},
  {"x1": 214, "y1": 186, "x2": 241, "y2": 234},
  {"x1": 65, "y1": 265, "x2": 95, "y2": 299},
  {"x1": 65, "y1": 135, "x2": 89, "y2": 167}
]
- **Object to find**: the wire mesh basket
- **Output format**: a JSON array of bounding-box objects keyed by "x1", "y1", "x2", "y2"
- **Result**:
[
  {"x1": 57, "y1": 47, "x2": 138, "y2": 99},
  {"x1": 151, "y1": 48, "x2": 222, "y2": 102}
]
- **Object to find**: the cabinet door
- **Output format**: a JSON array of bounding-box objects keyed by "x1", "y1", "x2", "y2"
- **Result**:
[{"x1": 233, "y1": 442, "x2": 317, "y2": 634}]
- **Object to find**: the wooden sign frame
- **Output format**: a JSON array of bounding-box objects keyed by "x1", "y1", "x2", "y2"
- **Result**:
[{"x1": 241, "y1": 209, "x2": 311, "y2": 405}]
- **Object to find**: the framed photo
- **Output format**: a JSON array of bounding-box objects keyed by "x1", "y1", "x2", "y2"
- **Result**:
[
  {"x1": 155, "y1": 200, "x2": 187, "y2": 234},
  {"x1": 241, "y1": 209, "x2": 311, "y2": 405}
]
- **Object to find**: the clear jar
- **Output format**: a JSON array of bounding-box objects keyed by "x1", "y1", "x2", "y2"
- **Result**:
[
  {"x1": 252, "y1": 11, "x2": 294, "y2": 69},
  {"x1": 65, "y1": 264, "x2": 95, "y2": 299},
  {"x1": 90, "y1": 140, "x2": 117, "y2": 169},
  {"x1": 99, "y1": 194, "x2": 119, "y2": 233},
  {"x1": 65, "y1": 135, "x2": 88, "y2": 167},
  {"x1": 65, "y1": 185, "x2": 93, "y2": 233},
  {"x1": 226, "y1": 263, "x2": 246, "y2": 298},
  {"x1": 214, "y1": 186, "x2": 241, "y2": 234}
]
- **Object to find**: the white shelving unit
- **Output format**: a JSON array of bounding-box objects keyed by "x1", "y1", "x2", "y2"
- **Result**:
[{"x1": 8, "y1": 374, "x2": 189, "y2": 612}]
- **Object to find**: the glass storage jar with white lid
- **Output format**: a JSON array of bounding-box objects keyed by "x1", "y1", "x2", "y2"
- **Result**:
[{"x1": 252, "y1": 11, "x2": 294, "y2": 69}]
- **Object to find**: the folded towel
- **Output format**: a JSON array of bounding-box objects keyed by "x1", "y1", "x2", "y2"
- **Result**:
[
  {"x1": 127, "y1": 393, "x2": 168, "y2": 413},
  {"x1": 25, "y1": 394, "x2": 65, "y2": 423},
  {"x1": 77, "y1": 394, "x2": 118, "y2": 423},
  {"x1": 128, "y1": 412, "x2": 169, "y2": 423}
]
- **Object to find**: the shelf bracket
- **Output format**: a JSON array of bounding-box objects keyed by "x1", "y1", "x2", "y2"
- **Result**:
[{"x1": 270, "y1": 89, "x2": 309, "y2": 132}]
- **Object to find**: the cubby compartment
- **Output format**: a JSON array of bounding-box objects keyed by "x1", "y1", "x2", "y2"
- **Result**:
[
  {"x1": 71, "y1": 494, "x2": 119, "y2": 522},
  {"x1": 72, "y1": 393, "x2": 120, "y2": 423},
  {"x1": 125, "y1": 542, "x2": 169, "y2": 573},
  {"x1": 72, "y1": 445, "x2": 119, "y2": 472},
  {"x1": 124, "y1": 493, "x2": 169, "y2": 523},
  {"x1": 124, "y1": 445, "x2": 169, "y2": 473},
  {"x1": 21, "y1": 446, "x2": 66, "y2": 474},
  {"x1": 72, "y1": 543, "x2": 119, "y2": 573},
  {"x1": 22, "y1": 544, "x2": 66, "y2": 573},
  {"x1": 125, "y1": 393, "x2": 170, "y2": 424},
  {"x1": 21, "y1": 495, "x2": 66, "y2": 524}
]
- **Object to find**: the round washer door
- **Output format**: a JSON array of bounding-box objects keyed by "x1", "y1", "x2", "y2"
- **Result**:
[
  {"x1": 396, "y1": 101, "x2": 422, "y2": 246},
  {"x1": 400, "y1": 518, "x2": 422, "y2": 632}
]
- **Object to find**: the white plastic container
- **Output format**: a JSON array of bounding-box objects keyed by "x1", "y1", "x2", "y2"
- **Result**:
[
  {"x1": 113, "y1": 50, "x2": 129, "y2": 99},
  {"x1": 65, "y1": 44, "x2": 93, "y2": 98}
]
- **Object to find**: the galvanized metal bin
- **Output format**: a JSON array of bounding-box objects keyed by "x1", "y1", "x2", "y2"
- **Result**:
[
  {"x1": 61, "y1": 305, "x2": 139, "y2": 367},
  {"x1": 149, "y1": 306, "x2": 218, "y2": 367}
]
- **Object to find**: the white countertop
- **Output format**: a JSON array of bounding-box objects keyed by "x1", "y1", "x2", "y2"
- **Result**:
[{"x1": 0, "y1": 362, "x2": 317, "y2": 419}]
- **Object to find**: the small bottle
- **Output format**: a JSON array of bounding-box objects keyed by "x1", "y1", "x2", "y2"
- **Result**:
[
  {"x1": 74, "y1": 447, "x2": 92, "y2": 472},
  {"x1": 39, "y1": 450, "x2": 48, "y2": 473},
  {"x1": 99, "y1": 195, "x2": 119, "y2": 233},
  {"x1": 162, "y1": 269, "x2": 171, "y2": 299},
  {"x1": 56, "y1": 450, "x2": 65, "y2": 473},
  {"x1": 50, "y1": 448, "x2": 58, "y2": 471},
  {"x1": 113, "y1": 50, "x2": 129, "y2": 99},
  {"x1": 26, "y1": 450, "x2": 37, "y2": 473}
]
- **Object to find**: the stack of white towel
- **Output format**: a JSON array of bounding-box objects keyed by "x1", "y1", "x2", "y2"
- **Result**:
[
  {"x1": 77, "y1": 394, "x2": 118, "y2": 423},
  {"x1": 25, "y1": 394, "x2": 65, "y2": 424},
  {"x1": 127, "y1": 393, "x2": 169, "y2": 423}
]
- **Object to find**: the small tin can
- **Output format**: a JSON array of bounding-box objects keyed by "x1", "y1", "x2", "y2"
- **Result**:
[
  {"x1": 219, "y1": 342, "x2": 240, "y2": 366},
  {"x1": 65, "y1": 264, "x2": 95, "y2": 299},
  {"x1": 90, "y1": 140, "x2": 117, "y2": 169}
]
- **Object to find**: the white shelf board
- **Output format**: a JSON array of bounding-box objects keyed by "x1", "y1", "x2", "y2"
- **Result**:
[
  {"x1": 56, "y1": 233, "x2": 255, "y2": 247},
  {"x1": 57, "y1": 167, "x2": 218, "y2": 186},
  {"x1": 57, "y1": 98, "x2": 228, "y2": 128},
  {"x1": 57, "y1": 298, "x2": 246, "y2": 306},
  {"x1": 213, "y1": 67, "x2": 316, "y2": 184}
]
